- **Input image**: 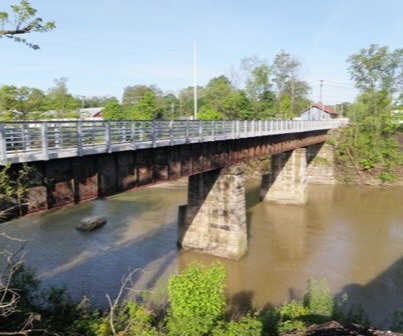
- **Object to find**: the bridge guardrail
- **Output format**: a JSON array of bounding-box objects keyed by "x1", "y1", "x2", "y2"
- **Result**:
[{"x1": 0, "y1": 119, "x2": 347, "y2": 165}]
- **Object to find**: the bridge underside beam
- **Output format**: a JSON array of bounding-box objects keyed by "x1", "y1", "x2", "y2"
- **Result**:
[
  {"x1": 11, "y1": 130, "x2": 328, "y2": 216},
  {"x1": 178, "y1": 167, "x2": 247, "y2": 260}
]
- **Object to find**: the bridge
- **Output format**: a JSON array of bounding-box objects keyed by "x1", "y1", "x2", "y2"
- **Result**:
[{"x1": 0, "y1": 119, "x2": 346, "y2": 259}]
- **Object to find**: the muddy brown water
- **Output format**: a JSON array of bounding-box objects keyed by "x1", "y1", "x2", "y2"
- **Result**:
[{"x1": 1, "y1": 181, "x2": 402, "y2": 328}]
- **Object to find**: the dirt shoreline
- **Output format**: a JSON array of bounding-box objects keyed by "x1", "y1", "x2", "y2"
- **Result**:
[{"x1": 285, "y1": 321, "x2": 403, "y2": 336}]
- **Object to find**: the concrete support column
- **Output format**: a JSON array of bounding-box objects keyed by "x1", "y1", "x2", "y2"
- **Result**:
[
  {"x1": 260, "y1": 148, "x2": 307, "y2": 205},
  {"x1": 307, "y1": 143, "x2": 336, "y2": 185},
  {"x1": 178, "y1": 166, "x2": 247, "y2": 260}
]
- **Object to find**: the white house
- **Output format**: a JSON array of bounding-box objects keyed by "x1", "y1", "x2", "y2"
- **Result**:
[{"x1": 299, "y1": 103, "x2": 339, "y2": 120}]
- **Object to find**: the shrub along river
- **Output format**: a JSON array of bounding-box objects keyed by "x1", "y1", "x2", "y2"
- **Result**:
[{"x1": 1, "y1": 180, "x2": 403, "y2": 328}]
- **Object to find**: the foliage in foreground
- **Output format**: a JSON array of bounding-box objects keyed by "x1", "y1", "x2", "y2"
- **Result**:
[
  {"x1": 0, "y1": 163, "x2": 43, "y2": 219},
  {"x1": 0, "y1": 260, "x2": 390, "y2": 336}
]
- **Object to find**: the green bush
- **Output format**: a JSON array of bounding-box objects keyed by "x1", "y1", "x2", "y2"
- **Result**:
[
  {"x1": 211, "y1": 315, "x2": 263, "y2": 336},
  {"x1": 94, "y1": 300, "x2": 158, "y2": 336},
  {"x1": 0, "y1": 263, "x2": 88, "y2": 334},
  {"x1": 303, "y1": 277, "x2": 334, "y2": 323},
  {"x1": 391, "y1": 310, "x2": 403, "y2": 332},
  {"x1": 257, "y1": 308, "x2": 280, "y2": 335},
  {"x1": 166, "y1": 262, "x2": 226, "y2": 336},
  {"x1": 277, "y1": 300, "x2": 309, "y2": 333},
  {"x1": 336, "y1": 112, "x2": 403, "y2": 183}
]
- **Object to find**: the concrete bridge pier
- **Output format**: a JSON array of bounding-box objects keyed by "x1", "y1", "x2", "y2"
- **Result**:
[
  {"x1": 307, "y1": 143, "x2": 336, "y2": 185},
  {"x1": 178, "y1": 166, "x2": 247, "y2": 260},
  {"x1": 260, "y1": 148, "x2": 308, "y2": 205}
]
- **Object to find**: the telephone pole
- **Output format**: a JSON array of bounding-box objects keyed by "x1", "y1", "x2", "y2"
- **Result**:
[
  {"x1": 319, "y1": 79, "x2": 323, "y2": 105},
  {"x1": 193, "y1": 42, "x2": 198, "y2": 120}
]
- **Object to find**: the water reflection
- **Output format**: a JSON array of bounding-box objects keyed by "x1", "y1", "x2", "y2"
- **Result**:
[{"x1": 1, "y1": 182, "x2": 403, "y2": 327}]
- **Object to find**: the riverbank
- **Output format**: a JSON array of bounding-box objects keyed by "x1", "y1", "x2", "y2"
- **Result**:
[
  {"x1": 286, "y1": 321, "x2": 403, "y2": 336},
  {"x1": 333, "y1": 129, "x2": 403, "y2": 187}
]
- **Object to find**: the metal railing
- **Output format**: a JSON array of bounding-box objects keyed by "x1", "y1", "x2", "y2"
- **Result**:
[{"x1": 0, "y1": 119, "x2": 347, "y2": 164}]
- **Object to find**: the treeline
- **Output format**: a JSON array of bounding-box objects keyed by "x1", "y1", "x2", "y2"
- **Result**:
[
  {"x1": 0, "y1": 77, "x2": 115, "y2": 121},
  {"x1": 3, "y1": 261, "x2": 402, "y2": 336},
  {"x1": 335, "y1": 44, "x2": 403, "y2": 183},
  {"x1": 0, "y1": 52, "x2": 314, "y2": 122}
]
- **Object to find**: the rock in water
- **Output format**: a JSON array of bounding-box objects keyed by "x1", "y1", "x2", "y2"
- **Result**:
[{"x1": 76, "y1": 216, "x2": 107, "y2": 232}]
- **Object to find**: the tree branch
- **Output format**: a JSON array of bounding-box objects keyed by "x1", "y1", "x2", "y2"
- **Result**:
[{"x1": 0, "y1": 24, "x2": 33, "y2": 36}]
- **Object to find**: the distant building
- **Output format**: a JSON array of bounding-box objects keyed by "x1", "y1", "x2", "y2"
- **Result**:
[
  {"x1": 79, "y1": 107, "x2": 103, "y2": 120},
  {"x1": 299, "y1": 103, "x2": 339, "y2": 120}
]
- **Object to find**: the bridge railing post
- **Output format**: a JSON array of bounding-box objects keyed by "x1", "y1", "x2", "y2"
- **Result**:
[
  {"x1": 77, "y1": 121, "x2": 84, "y2": 156},
  {"x1": 41, "y1": 121, "x2": 49, "y2": 160},
  {"x1": 0, "y1": 123, "x2": 7, "y2": 165},
  {"x1": 199, "y1": 120, "x2": 203, "y2": 142},
  {"x1": 151, "y1": 120, "x2": 157, "y2": 147},
  {"x1": 22, "y1": 123, "x2": 30, "y2": 150},
  {"x1": 131, "y1": 121, "x2": 136, "y2": 149},
  {"x1": 105, "y1": 121, "x2": 112, "y2": 153},
  {"x1": 185, "y1": 120, "x2": 189, "y2": 143},
  {"x1": 169, "y1": 120, "x2": 175, "y2": 145}
]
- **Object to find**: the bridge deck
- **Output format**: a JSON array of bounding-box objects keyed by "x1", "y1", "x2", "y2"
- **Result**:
[{"x1": 0, "y1": 119, "x2": 346, "y2": 165}]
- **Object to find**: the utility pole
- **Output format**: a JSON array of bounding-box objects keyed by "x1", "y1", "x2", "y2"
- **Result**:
[
  {"x1": 193, "y1": 42, "x2": 198, "y2": 120},
  {"x1": 319, "y1": 79, "x2": 323, "y2": 106}
]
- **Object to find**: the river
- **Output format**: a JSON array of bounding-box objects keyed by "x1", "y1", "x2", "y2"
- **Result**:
[{"x1": 1, "y1": 180, "x2": 403, "y2": 327}]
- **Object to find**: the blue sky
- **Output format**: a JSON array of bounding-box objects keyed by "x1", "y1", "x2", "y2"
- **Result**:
[{"x1": 1, "y1": 0, "x2": 403, "y2": 104}]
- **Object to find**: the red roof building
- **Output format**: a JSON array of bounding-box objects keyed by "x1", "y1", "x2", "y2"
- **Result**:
[{"x1": 300, "y1": 103, "x2": 339, "y2": 120}]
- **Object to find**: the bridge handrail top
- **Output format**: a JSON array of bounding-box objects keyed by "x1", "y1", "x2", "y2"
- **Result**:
[{"x1": 0, "y1": 119, "x2": 344, "y2": 125}]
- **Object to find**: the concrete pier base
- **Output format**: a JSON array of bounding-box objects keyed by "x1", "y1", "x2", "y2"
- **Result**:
[
  {"x1": 307, "y1": 143, "x2": 336, "y2": 185},
  {"x1": 178, "y1": 166, "x2": 247, "y2": 260},
  {"x1": 260, "y1": 148, "x2": 307, "y2": 205}
]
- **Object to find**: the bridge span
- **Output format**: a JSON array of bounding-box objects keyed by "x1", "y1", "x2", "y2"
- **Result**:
[
  {"x1": 1, "y1": 119, "x2": 342, "y2": 164},
  {"x1": 0, "y1": 119, "x2": 346, "y2": 259}
]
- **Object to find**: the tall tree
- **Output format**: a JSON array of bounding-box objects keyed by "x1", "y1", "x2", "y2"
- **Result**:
[
  {"x1": 241, "y1": 55, "x2": 271, "y2": 102},
  {"x1": 46, "y1": 78, "x2": 80, "y2": 119},
  {"x1": 122, "y1": 85, "x2": 165, "y2": 120},
  {"x1": 203, "y1": 75, "x2": 252, "y2": 120},
  {"x1": 347, "y1": 44, "x2": 403, "y2": 116},
  {"x1": 0, "y1": 85, "x2": 47, "y2": 121},
  {"x1": 122, "y1": 85, "x2": 153, "y2": 107},
  {"x1": 0, "y1": 0, "x2": 55, "y2": 49},
  {"x1": 272, "y1": 51, "x2": 310, "y2": 118},
  {"x1": 178, "y1": 86, "x2": 204, "y2": 118},
  {"x1": 125, "y1": 90, "x2": 161, "y2": 120},
  {"x1": 80, "y1": 95, "x2": 117, "y2": 108},
  {"x1": 102, "y1": 98, "x2": 124, "y2": 120},
  {"x1": 336, "y1": 45, "x2": 403, "y2": 181},
  {"x1": 240, "y1": 55, "x2": 275, "y2": 118},
  {"x1": 162, "y1": 93, "x2": 180, "y2": 119}
]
